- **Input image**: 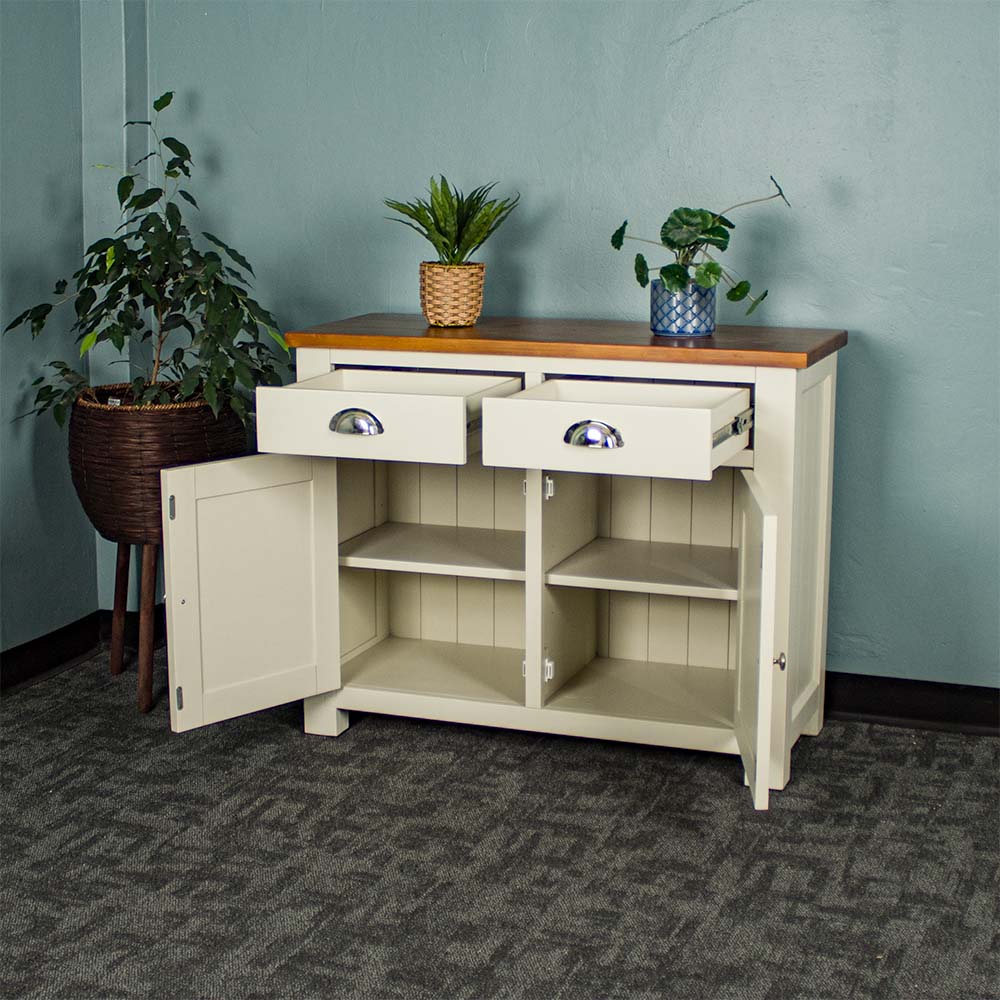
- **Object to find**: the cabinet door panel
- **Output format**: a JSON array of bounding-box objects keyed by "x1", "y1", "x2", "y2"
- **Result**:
[
  {"x1": 735, "y1": 470, "x2": 778, "y2": 809},
  {"x1": 162, "y1": 454, "x2": 339, "y2": 732}
]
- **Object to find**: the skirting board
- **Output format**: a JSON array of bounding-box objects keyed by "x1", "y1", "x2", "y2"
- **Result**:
[
  {"x1": 2, "y1": 620, "x2": 997, "y2": 736},
  {"x1": 1, "y1": 605, "x2": 166, "y2": 693}
]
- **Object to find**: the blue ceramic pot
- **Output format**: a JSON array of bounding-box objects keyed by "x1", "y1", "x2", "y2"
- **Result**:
[{"x1": 650, "y1": 280, "x2": 717, "y2": 337}]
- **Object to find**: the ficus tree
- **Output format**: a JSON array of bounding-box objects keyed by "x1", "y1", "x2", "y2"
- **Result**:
[
  {"x1": 5, "y1": 90, "x2": 288, "y2": 425},
  {"x1": 611, "y1": 176, "x2": 790, "y2": 315}
]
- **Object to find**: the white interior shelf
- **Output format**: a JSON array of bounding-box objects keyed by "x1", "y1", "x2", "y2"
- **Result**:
[
  {"x1": 545, "y1": 657, "x2": 735, "y2": 729},
  {"x1": 546, "y1": 537, "x2": 738, "y2": 600},
  {"x1": 341, "y1": 636, "x2": 525, "y2": 705},
  {"x1": 340, "y1": 522, "x2": 526, "y2": 581}
]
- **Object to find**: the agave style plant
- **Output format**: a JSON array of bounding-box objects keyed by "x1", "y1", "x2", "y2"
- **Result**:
[
  {"x1": 384, "y1": 176, "x2": 520, "y2": 265},
  {"x1": 5, "y1": 90, "x2": 288, "y2": 425},
  {"x1": 611, "y1": 176, "x2": 790, "y2": 315}
]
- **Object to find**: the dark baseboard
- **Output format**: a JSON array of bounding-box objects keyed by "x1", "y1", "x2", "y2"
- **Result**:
[
  {"x1": 825, "y1": 672, "x2": 999, "y2": 736},
  {"x1": 1, "y1": 612, "x2": 101, "y2": 691},
  {"x1": 1, "y1": 605, "x2": 166, "y2": 693}
]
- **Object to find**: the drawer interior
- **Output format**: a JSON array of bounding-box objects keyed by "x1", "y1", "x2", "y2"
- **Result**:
[{"x1": 511, "y1": 379, "x2": 749, "y2": 417}]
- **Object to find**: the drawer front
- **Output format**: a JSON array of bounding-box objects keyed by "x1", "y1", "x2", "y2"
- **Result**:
[
  {"x1": 482, "y1": 381, "x2": 751, "y2": 480},
  {"x1": 257, "y1": 370, "x2": 520, "y2": 465}
]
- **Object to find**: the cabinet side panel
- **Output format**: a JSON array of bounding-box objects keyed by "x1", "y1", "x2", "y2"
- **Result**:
[
  {"x1": 494, "y1": 581, "x2": 526, "y2": 650},
  {"x1": 791, "y1": 362, "x2": 837, "y2": 735},
  {"x1": 543, "y1": 586, "x2": 597, "y2": 696},
  {"x1": 340, "y1": 568, "x2": 379, "y2": 656},
  {"x1": 338, "y1": 460, "x2": 378, "y2": 541},
  {"x1": 493, "y1": 468, "x2": 526, "y2": 531},
  {"x1": 542, "y1": 473, "x2": 597, "y2": 569}
]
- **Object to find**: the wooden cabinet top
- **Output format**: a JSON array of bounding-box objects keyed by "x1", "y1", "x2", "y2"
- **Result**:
[{"x1": 285, "y1": 314, "x2": 847, "y2": 369}]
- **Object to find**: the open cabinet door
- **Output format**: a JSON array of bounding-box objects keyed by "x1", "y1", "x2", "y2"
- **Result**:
[
  {"x1": 735, "y1": 470, "x2": 779, "y2": 810},
  {"x1": 161, "y1": 453, "x2": 339, "y2": 732}
]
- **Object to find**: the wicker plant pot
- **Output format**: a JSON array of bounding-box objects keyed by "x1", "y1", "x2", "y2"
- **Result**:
[
  {"x1": 419, "y1": 261, "x2": 485, "y2": 327},
  {"x1": 68, "y1": 384, "x2": 247, "y2": 545}
]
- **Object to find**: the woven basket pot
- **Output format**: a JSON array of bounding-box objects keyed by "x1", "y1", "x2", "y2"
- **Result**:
[
  {"x1": 68, "y1": 384, "x2": 247, "y2": 545},
  {"x1": 419, "y1": 261, "x2": 485, "y2": 327}
]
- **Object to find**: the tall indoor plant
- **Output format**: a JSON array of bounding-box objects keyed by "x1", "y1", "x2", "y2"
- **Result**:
[
  {"x1": 385, "y1": 176, "x2": 519, "y2": 327},
  {"x1": 5, "y1": 90, "x2": 289, "y2": 710},
  {"x1": 611, "y1": 176, "x2": 789, "y2": 336}
]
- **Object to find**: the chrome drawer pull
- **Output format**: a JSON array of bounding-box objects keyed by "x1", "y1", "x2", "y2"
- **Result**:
[
  {"x1": 563, "y1": 419, "x2": 624, "y2": 449},
  {"x1": 330, "y1": 408, "x2": 384, "y2": 436}
]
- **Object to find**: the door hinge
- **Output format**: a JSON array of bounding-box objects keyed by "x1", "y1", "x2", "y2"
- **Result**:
[
  {"x1": 543, "y1": 476, "x2": 556, "y2": 500},
  {"x1": 175, "y1": 686, "x2": 184, "y2": 709},
  {"x1": 168, "y1": 495, "x2": 176, "y2": 520},
  {"x1": 543, "y1": 656, "x2": 555, "y2": 682}
]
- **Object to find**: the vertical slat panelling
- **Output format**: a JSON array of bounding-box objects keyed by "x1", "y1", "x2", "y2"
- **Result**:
[
  {"x1": 419, "y1": 465, "x2": 457, "y2": 526},
  {"x1": 457, "y1": 578, "x2": 495, "y2": 645},
  {"x1": 389, "y1": 572, "x2": 421, "y2": 639},
  {"x1": 373, "y1": 462, "x2": 388, "y2": 526},
  {"x1": 420, "y1": 574, "x2": 457, "y2": 641},
  {"x1": 493, "y1": 469, "x2": 525, "y2": 530},
  {"x1": 597, "y1": 477, "x2": 612, "y2": 537},
  {"x1": 457, "y1": 457, "x2": 494, "y2": 528},
  {"x1": 650, "y1": 480, "x2": 693, "y2": 544},
  {"x1": 596, "y1": 592, "x2": 610, "y2": 657},
  {"x1": 688, "y1": 600, "x2": 731, "y2": 668},
  {"x1": 648, "y1": 595, "x2": 689, "y2": 664},
  {"x1": 387, "y1": 463, "x2": 421, "y2": 522},
  {"x1": 609, "y1": 477, "x2": 651, "y2": 540},
  {"x1": 608, "y1": 592, "x2": 650, "y2": 661},
  {"x1": 493, "y1": 581, "x2": 525, "y2": 650}
]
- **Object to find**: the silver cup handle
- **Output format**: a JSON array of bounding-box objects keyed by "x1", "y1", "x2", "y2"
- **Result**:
[
  {"x1": 563, "y1": 419, "x2": 624, "y2": 449},
  {"x1": 330, "y1": 408, "x2": 384, "y2": 436}
]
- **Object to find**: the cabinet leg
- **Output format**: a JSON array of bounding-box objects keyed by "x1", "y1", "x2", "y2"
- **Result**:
[
  {"x1": 109, "y1": 542, "x2": 130, "y2": 676},
  {"x1": 303, "y1": 691, "x2": 349, "y2": 736},
  {"x1": 137, "y1": 543, "x2": 158, "y2": 714}
]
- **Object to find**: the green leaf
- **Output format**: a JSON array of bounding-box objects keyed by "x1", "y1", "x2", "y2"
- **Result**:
[
  {"x1": 140, "y1": 278, "x2": 160, "y2": 303},
  {"x1": 202, "y1": 232, "x2": 254, "y2": 275},
  {"x1": 123, "y1": 119, "x2": 151, "y2": 127},
  {"x1": 264, "y1": 325, "x2": 289, "y2": 354},
  {"x1": 162, "y1": 136, "x2": 191, "y2": 160},
  {"x1": 86, "y1": 237, "x2": 114, "y2": 255},
  {"x1": 634, "y1": 253, "x2": 649, "y2": 288},
  {"x1": 79, "y1": 330, "x2": 99, "y2": 357},
  {"x1": 165, "y1": 201, "x2": 181, "y2": 231},
  {"x1": 153, "y1": 91, "x2": 174, "y2": 112},
  {"x1": 659, "y1": 263, "x2": 690, "y2": 293},
  {"x1": 54, "y1": 278, "x2": 67, "y2": 295},
  {"x1": 105, "y1": 245, "x2": 116, "y2": 270},
  {"x1": 178, "y1": 189, "x2": 199, "y2": 209},
  {"x1": 693, "y1": 260, "x2": 722, "y2": 288},
  {"x1": 726, "y1": 280, "x2": 751, "y2": 302},
  {"x1": 203, "y1": 379, "x2": 219, "y2": 416},
  {"x1": 745, "y1": 289, "x2": 768, "y2": 315},
  {"x1": 233, "y1": 361, "x2": 255, "y2": 389},
  {"x1": 700, "y1": 225, "x2": 730, "y2": 252},
  {"x1": 117, "y1": 175, "x2": 135, "y2": 206},
  {"x1": 611, "y1": 220, "x2": 627, "y2": 250},
  {"x1": 660, "y1": 208, "x2": 714, "y2": 250},
  {"x1": 129, "y1": 187, "x2": 163, "y2": 211}
]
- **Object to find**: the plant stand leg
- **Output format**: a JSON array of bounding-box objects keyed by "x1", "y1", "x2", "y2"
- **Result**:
[
  {"x1": 137, "y1": 543, "x2": 158, "y2": 713},
  {"x1": 110, "y1": 542, "x2": 130, "y2": 676}
]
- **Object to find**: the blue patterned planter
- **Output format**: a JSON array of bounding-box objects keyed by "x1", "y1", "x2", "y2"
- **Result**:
[{"x1": 650, "y1": 280, "x2": 717, "y2": 337}]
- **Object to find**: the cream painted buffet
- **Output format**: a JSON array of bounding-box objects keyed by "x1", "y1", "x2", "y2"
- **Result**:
[{"x1": 161, "y1": 315, "x2": 847, "y2": 809}]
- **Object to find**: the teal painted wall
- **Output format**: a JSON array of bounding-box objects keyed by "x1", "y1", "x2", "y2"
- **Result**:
[
  {"x1": 0, "y1": 0, "x2": 97, "y2": 650},
  {"x1": 139, "y1": 0, "x2": 998, "y2": 687},
  {"x1": 2, "y1": 1, "x2": 997, "y2": 690}
]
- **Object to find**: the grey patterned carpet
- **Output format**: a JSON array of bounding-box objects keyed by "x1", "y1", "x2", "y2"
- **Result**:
[{"x1": 1, "y1": 651, "x2": 998, "y2": 1000}]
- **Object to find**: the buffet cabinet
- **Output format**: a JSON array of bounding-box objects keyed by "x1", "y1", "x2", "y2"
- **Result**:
[{"x1": 161, "y1": 315, "x2": 846, "y2": 809}]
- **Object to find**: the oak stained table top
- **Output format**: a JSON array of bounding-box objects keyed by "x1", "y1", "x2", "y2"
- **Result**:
[{"x1": 285, "y1": 314, "x2": 847, "y2": 369}]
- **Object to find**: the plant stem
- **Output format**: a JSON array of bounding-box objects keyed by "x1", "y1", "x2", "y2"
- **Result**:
[
  {"x1": 716, "y1": 191, "x2": 783, "y2": 217},
  {"x1": 623, "y1": 235, "x2": 668, "y2": 250}
]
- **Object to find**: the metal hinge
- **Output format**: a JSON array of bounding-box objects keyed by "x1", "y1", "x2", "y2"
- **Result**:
[
  {"x1": 168, "y1": 495, "x2": 176, "y2": 520},
  {"x1": 176, "y1": 686, "x2": 184, "y2": 709},
  {"x1": 543, "y1": 476, "x2": 556, "y2": 500},
  {"x1": 712, "y1": 407, "x2": 754, "y2": 448},
  {"x1": 543, "y1": 656, "x2": 555, "y2": 682}
]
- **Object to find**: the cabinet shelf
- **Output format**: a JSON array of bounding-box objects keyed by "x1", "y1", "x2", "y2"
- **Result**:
[
  {"x1": 545, "y1": 657, "x2": 735, "y2": 729},
  {"x1": 340, "y1": 522, "x2": 525, "y2": 581},
  {"x1": 546, "y1": 537, "x2": 738, "y2": 600},
  {"x1": 342, "y1": 636, "x2": 525, "y2": 705}
]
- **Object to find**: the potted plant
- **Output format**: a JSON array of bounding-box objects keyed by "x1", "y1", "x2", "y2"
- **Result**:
[
  {"x1": 611, "y1": 176, "x2": 790, "y2": 336},
  {"x1": 5, "y1": 90, "x2": 288, "y2": 710},
  {"x1": 385, "y1": 176, "x2": 519, "y2": 327}
]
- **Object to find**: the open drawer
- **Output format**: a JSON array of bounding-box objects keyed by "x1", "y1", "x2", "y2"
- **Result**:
[
  {"x1": 257, "y1": 369, "x2": 521, "y2": 464},
  {"x1": 482, "y1": 379, "x2": 751, "y2": 480}
]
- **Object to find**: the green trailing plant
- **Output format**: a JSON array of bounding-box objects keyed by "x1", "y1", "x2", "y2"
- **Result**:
[
  {"x1": 385, "y1": 176, "x2": 519, "y2": 264},
  {"x1": 5, "y1": 90, "x2": 289, "y2": 426},
  {"x1": 611, "y1": 176, "x2": 790, "y2": 316}
]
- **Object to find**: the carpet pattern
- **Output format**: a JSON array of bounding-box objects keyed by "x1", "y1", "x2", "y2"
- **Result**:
[{"x1": 1, "y1": 652, "x2": 998, "y2": 1000}]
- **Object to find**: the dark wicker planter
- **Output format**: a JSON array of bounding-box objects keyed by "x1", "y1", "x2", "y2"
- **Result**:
[{"x1": 68, "y1": 384, "x2": 247, "y2": 544}]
